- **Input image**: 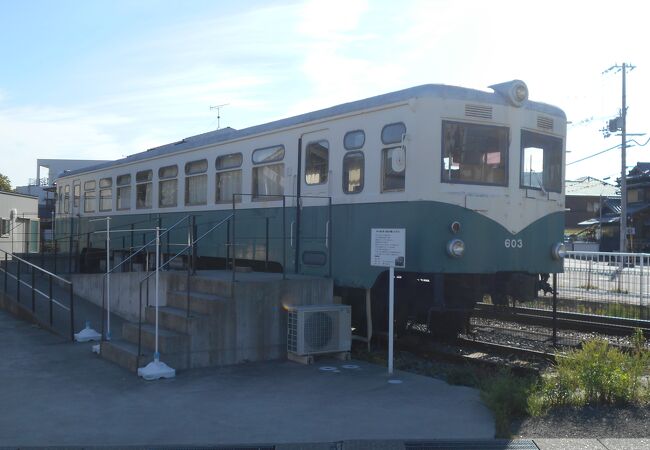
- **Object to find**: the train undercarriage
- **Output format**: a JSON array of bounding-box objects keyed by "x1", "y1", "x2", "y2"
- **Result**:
[{"x1": 339, "y1": 271, "x2": 552, "y2": 339}]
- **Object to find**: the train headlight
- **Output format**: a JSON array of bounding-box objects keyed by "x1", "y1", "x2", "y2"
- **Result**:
[
  {"x1": 447, "y1": 239, "x2": 465, "y2": 258},
  {"x1": 488, "y1": 80, "x2": 529, "y2": 107},
  {"x1": 551, "y1": 242, "x2": 566, "y2": 260}
]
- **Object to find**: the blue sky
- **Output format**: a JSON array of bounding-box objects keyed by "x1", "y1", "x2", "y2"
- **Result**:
[{"x1": 1, "y1": 0, "x2": 648, "y2": 188}]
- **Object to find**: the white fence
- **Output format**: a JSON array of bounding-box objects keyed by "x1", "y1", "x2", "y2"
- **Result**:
[{"x1": 555, "y1": 251, "x2": 650, "y2": 319}]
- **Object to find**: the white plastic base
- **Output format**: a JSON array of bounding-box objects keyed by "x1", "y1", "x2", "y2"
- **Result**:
[
  {"x1": 74, "y1": 323, "x2": 101, "y2": 342},
  {"x1": 137, "y1": 359, "x2": 176, "y2": 380},
  {"x1": 92, "y1": 344, "x2": 101, "y2": 355}
]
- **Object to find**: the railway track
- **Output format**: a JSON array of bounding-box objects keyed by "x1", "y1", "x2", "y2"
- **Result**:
[
  {"x1": 471, "y1": 302, "x2": 650, "y2": 337},
  {"x1": 366, "y1": 302, "x2": 650, "y2": 378}
]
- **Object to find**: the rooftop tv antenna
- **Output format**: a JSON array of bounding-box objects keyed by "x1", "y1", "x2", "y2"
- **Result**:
[{"x1": 210, "y1": 103, "x2": 229, "y2": 130}]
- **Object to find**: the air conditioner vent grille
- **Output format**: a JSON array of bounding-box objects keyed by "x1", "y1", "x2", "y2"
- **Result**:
[
  {"x1": 465, "y1": 104, "x2": 493, "y2": 119},
  {"x1": 537, "y1": 116, "x2": 554, "y2": 130},
  {"x1": 287, "y1": 305, "x2": 351, "y2": 356}
]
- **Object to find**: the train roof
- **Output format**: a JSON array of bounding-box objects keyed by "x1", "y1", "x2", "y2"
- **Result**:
[{"x1": 60, "y1": 83, "x2": 566, "y2": 179}]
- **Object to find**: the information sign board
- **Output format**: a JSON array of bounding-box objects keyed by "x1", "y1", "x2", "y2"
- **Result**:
[{"x1": 370, "y1": 228, "x2": 406, "y2": 268}]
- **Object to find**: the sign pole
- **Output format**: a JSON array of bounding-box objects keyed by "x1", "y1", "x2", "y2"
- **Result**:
[
  {"x1": 369, "y1": 228, "x2": 404, "y2": 382},
  {"x1": 388, "y1": 265, "x2": 394, "y2": 375}
]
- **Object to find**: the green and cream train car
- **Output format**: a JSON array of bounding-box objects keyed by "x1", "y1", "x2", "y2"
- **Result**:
[{"x1": 54, "y1": 80, "x2": 566, "y2": 333}]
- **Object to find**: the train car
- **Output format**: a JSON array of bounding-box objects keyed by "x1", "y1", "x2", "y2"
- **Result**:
[{"x1": 54, "y1": 80, "x2": 566, "y2": 334}]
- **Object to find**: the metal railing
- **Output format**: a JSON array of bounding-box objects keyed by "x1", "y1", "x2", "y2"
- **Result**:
[
  {"x1": 0, "y1": 249, "x2": 75, "y2": 340},
  {"x1": 136, "y1": 214, "x2": 233, "y2": 366},
  {"x1": 230, "y1": 193, "x2": 333, "y2": 281},
  {"x1": 100, "y1": 214, "x2": 190, "y2": 340},
  {"x1": 473, "y1": 251, "x2": 650, "y2": 351},
  {"x1": 516, "y1": 251, "x2": 650, "y2": 322}
]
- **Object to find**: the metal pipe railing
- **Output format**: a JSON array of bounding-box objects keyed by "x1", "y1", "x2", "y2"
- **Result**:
[
  {"x1": 136, "y1": 214, "x2": 233, "y2": 367},
  {"x1": 0, "y1": 248, "x2": 75, "y2": 340}
]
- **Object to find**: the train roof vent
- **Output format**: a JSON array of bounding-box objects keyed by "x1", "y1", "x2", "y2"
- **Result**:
[
  {"x1": 465, "y1": 104, "x2": 493, "y2": 119},
  {"x1": 537, "y1": 115, "x2": 554, "y2": 130}
]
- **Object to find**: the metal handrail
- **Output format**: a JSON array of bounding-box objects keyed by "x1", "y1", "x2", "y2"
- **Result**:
[
  {"x1": 135, "y1": 214, "x2": 233, "y2": 367},
  {"x1": 106, "y1": 214, "x2": 191, "y2": 276},
  {"x1": 230, "y1": 193, "x2": 333, "y2": 279},
  {"x1": 101, "y1": 214, "x2": 190, "y2": 340},
  {"x1": 0, "y1": 248, "x2": 71, "y2": 285},
  {"x1": 0, "y1": 248, "x2": 75, "y2": 340}
]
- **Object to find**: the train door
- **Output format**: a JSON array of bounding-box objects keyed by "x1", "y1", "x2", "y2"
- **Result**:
[{"x1": 296, "y1": 130, "x2": 332, "y2": 277}]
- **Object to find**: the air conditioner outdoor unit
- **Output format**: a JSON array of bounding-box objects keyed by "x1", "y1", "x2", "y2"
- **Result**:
[{"x1": 287, "y1": 304, "x2": 351, "y2": 356}]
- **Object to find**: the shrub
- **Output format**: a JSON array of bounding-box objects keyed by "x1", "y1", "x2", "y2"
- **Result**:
[
  {"x1": 530, "y1": 331, "x2": 650, "y2": 413},
  {"x1": 480, "y1": 369, "x2": 534, "y2": 437}
]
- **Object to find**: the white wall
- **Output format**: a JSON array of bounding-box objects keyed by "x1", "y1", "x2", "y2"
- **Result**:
[{"x1": 0, "y1": 191, "x2": 39, "y2": 255}]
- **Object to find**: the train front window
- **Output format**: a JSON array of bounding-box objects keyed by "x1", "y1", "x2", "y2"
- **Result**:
[
  {"x1": 520, "y1": 130, "x2": 562, "y2": 193},
  {"x1": 441, "y1": 121, "x2": 508, "y2": 186}
]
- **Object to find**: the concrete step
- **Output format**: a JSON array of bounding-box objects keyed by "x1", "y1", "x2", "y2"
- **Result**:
[
  {"x1": 100, "y1": 339, "x2": 143, "y2": 373},
  {"x1": 121, "y1": 322, "x2": 189, "y2": 354},
  {"x1": 167, "y1": 290, "x2": 230, "y2": 314},
  {"x1": 100, "y1": 339, "x2": 189, "y2": 372},
  {"x1": 145, "y1": 305, "x2": 205, "y2": 334},
  {"x1": 178, "y1": 275, "x2": 233, "y2": 298}
]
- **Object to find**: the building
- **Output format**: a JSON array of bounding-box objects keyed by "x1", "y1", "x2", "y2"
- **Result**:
[
  {"x1": 565, "y1": 177, "x2": 618, "y2": 230},
  {"x1": 0, "y1": 191, "x2": 39, "y2": 255},
  {"x1": 15, "y1": 158, "x2": 109, "y2": 245}
]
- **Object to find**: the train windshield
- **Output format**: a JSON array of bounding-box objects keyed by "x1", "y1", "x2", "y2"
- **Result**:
[
  {"x1": 441, "y1": 121, "x2": 509, "y2": 186},
  {"x1": 520, "y1": 130, "x2": 562, "y2": 193}
]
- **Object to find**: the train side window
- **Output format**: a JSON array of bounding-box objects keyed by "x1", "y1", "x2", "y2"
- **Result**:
[
  {"x1": 64, "y1": 185, "x2": 70, "y2": 214},
  {"x1": 343, "y1": 151, "x2": 364, "y2": 194},
  {"x1": 185, "y1": 159, "x2": 208, "y2": 206},
  {"x1": 305, "y1": 140, "x2": 329, "y2": 185},
  {"x1": 73, "y1": 181, "x2": 80, "y2": 208},
  {"x1": 158, "y1": 165, "x2": 178, "y2": 208},
  {"x1": 252, "y1": 145, "x2": 284, "y2": 200},
  {"x1": 99, "y1": 177, "x2": 113, "y2": 212},
  {"x1": 136, "y1": 170, "x2": 153, "y2": 210},
  {"x1": 344, "y1": 130, "x2": 365, "y2": 150},
  {"x1": 520, "y1": 130, "x2": 562, "y2": 193},
  {"x1": 441, "y1": 121, "x2": 509, "y2": 186},
  {"x1": 116, "y1": 174, "x2": 131, "y2": 210},
  {"x1": 382, "y1": 146, "x2": 406, "y2": 192},
  {"x1": 83, "y1": 180, "x2": 96, "y2": 213},
  {"x1": 381, "y1": 122, "x2": 406, "y2": 145},
  {"x1": 252, "y1": 145, "x2": 284, "y2": 164},
  {"x1": 216, "y1": 153, "x2": 242, "y2": 204}
]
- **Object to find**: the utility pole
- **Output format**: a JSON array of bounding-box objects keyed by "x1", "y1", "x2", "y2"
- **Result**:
[{"x1": 603, "y1": 63, "x2": 635, "y2": 253}]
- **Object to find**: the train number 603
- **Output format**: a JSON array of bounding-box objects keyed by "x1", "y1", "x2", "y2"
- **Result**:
[{"x1": 504, "y1": 239, "x2": 523, "y2": 248}]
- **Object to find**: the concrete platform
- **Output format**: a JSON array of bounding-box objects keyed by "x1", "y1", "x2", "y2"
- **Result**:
[{"x1": 0, "y1": 308, "x2": 494, "y2": 447}]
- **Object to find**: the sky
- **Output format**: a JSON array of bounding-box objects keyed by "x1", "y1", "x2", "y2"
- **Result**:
[{"x1": 0, "y1": 0, "x2": 648, "y2": 189}]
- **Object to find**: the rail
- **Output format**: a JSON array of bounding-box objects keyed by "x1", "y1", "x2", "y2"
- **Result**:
[
  {"x1": 136, "y1": 214, "x2": 233, "y2": 367},
  {"x1": 230, "y1": 193, "x2": 333, "y2": 281},
  {"x1": 471, "y1": 251, "x2": 650, "y2": 349},
  {"x1": 0, "y1": 248, "x2": 75, "y2": 340},
  {"x1": 100, "y1": 214, "x2": 190, "y2": 340}
]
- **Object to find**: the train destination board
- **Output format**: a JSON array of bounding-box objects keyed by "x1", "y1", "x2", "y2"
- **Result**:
[{"x1": 370, "y1": 228, "x2": 406, "y2": 268}]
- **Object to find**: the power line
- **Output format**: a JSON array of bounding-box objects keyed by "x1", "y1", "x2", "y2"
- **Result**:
[
  {"x1": 566, "y1": 142, "x2": 623, "y2": 165},
  {"x1": 566, "y1": 136, "x2": 649, "y2": 166}
]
